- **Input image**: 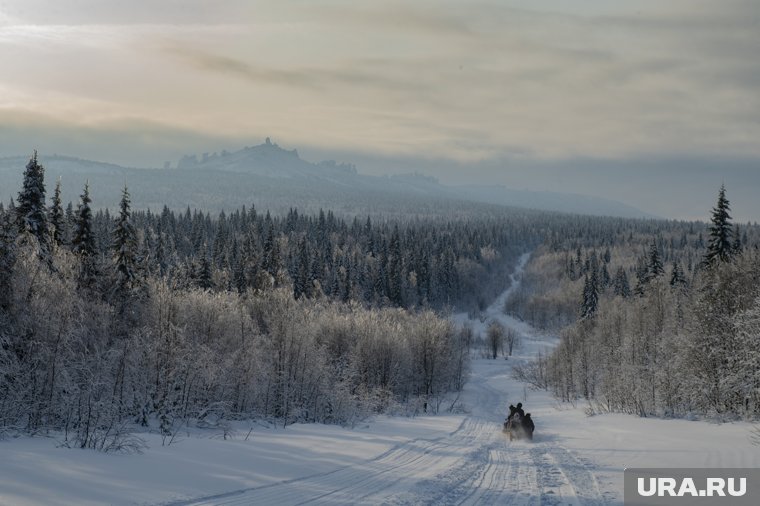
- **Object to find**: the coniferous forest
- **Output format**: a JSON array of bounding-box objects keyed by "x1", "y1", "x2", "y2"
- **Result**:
[{"x1": 2, "y1": 153, "x2": 758, "y2": 453}]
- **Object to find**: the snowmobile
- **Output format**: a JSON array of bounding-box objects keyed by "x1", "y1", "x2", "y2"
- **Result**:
[{"x1": 502, "y1": 413, "x2": 532, "y2": 441}]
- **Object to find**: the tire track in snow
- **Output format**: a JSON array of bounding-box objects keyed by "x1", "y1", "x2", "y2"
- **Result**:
[
  {"x1": 529, "y1": 444, "x2": 607, "y2": 506},
  {"x1": 183, "y1": 438, "x2": 452, "y2": 505},
  {"x1": 177, "y1": 419, "x2": 477, "y2": 506},
  {"x1": 462, "y1": 442, "x2": 537, "y2": 506},
  {"x1": 302, "y1": 420, "x2": 485, "y2": 506}
]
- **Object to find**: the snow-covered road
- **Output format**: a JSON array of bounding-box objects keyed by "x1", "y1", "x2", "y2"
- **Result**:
[
  {"x1": 181, "y1": 370, "x2": 606, "y2": 506},
  {"x1": 2, "y1": 253, "x2": 757, "y2": 505}
]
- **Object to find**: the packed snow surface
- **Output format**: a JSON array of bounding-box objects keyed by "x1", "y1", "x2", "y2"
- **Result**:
[{"x1": 2, "y1": 253, "x2": 758, "y2": 505}]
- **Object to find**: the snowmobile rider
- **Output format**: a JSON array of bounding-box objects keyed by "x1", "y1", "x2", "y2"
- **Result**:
[
  {"x1": 507, "y1": 404, "x2": 517, "y2": 421},
  {"x1": 515, "y1": 402, "x2": 525, "y2": 418}
]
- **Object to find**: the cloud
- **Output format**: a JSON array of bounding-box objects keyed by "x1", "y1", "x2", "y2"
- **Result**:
[
  {"x1": 0, "y1": 0, "x2": 759, "y2": 165},
  {"x1": 161, "y1": 41, "x2": 432, "y2": 95},
  {"x1": 0, "y1": 0, "x2": 255, "y2": 25},
  {"x1": 308, "y1": 2, "x2": 475, "y2": 39},
  {"x1": 164, "y1": 44, "x2": 322, "y2": 90}
]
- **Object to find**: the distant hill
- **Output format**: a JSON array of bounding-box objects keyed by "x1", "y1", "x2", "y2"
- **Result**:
[{"x1": 0, "y1": 141, "x2": 654, "y2": 218}]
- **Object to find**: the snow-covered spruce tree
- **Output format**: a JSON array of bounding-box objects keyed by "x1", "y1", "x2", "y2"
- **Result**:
[
  {"x1": 580, "y1": 270, "x2": 599, "y2": 320},
  {"x1": 704, "y1": 184, "x2": 734, "y2": 266},
  {"x1": 72, "y1": 182, "x2": 98, "y2": 286},
  {"x1": 669, "y1": 262, "x2": 687, "y2": 288},
  {"x1": 111, "y1": 185, "x2": 139, "y2": 297},
  {"x1": 16, "y1": 151, "x2": 50, "y2": 252},
  {"x1": 72, "y1": 182, "x2": 96, "y2": 256},
  {"x1": 198, "y1": 255, "x2": 213, "y2": 290},
  {"x1": 49, "y1": 177, "x2": 66, "y2": 247},
  {"x1": 646, "y1": 240, "x2": 665, "y2": 281}
]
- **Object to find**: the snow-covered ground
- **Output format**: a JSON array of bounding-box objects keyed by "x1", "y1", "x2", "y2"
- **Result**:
[{"x1": 2, "y1": 253, "x2": 758, "y2": 505}]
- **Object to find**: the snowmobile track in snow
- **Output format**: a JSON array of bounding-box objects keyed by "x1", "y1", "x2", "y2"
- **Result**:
[{"x1": 529, "y1": 444, "x2": 607, "y2": 506}]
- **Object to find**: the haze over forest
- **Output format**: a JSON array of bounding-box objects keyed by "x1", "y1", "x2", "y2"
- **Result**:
[{"x1": 1, "y1": 0, "x2": 758, "y2": 221}]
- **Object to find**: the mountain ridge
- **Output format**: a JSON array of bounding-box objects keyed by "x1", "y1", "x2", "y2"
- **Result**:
[{"x1": 0, "y1": 140, "x2": 656, "y2": 219}]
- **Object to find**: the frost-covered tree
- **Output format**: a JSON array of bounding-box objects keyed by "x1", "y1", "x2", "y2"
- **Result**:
[
  {"x1": 486, "y1": 321, "x2": 505, "y2": 359},
  {"x1": 580, "y1": 271, "x2": 599, "y2": 320},
  {"x1": 72, "y1": 182, "x2": 96, "y2": 257},
  {"x1": 16, "y1": 151, "x2": 50, "y2": 251},
  {"x1": 669, "y1": 262, "x2": 687, "y2": 288},
  {"x1": 733, "y1": 297, "x2": 760, "y2": 414},
  {"x1": 704, "y1": 184, "x2": 734, "y2": 266},
  {"x1": 72, "y1": 182, "x2": 98, "y2": 286},
  {"x1": 111, "y1": 185, "x2": 138, "y2": 293},
  {"x1": 198, "y1": 255, "x2": 213, "y2": 290},
  {"x1": 647, "y1": 240, "x2": 664, "y2": 280},
  {"x1": 49, "y1": 177, "x2": 66, "y2": 246}
]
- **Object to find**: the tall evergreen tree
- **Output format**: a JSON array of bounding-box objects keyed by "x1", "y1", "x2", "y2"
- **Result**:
[
  {"x1": 669, "y1": 261, "x2": 687, "y2": 288},
  {"x1": 111, "y1": 185, "x2": 139, "y2": 292},
  {"x1": 647, "y1": 240, "x2": 664, "y2": 280},
  {"x1": 49, "y1": 177, "x2": 65, "y2": 246},
  {"x1": 580, "y1": 271, "x2": 599, "y2": 320},
  {"x1": 198, "y1": 255, "x2": 213, "y2": 290},
  {"x1": 704, "y1": 184, "x2": 734, "y2": 266},
  {"x1": 16, "y1": 151, "x2": 50, "y2": 250},
  {"x1": 72, "y1": 182, "x2": 98, "y2": 286},
  {"x1": 72, "y1": 182, "x2": 96, "y2": 257}
]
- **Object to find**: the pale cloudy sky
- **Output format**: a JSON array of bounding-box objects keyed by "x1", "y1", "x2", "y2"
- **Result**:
[{"x1": 1, "y1": 0, "x2": 759, "y2": 219}]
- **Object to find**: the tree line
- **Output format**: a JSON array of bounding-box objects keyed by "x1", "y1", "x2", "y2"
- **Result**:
[{"x1": 509, "y1": 185, "x2": 760, "y2": 419}]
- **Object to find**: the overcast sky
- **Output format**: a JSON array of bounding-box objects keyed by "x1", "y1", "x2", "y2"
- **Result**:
[{"x1": 1, "y1": 0, "x2": 758, "y2": 220}]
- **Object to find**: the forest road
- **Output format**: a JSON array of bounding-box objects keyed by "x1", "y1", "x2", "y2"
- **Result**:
[{"x1": 175, "y1": 253, "x2": 609, "y2": 505}]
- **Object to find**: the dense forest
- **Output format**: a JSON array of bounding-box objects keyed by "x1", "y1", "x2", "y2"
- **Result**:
[
  {"x1": 3, "y1": 153, "x2": 757, "y2": 453},
  {"x1": 508, "y1": 186, "x2": 760, "y2": 419},
  {"x1": 1, "y1": 153, "x2": 540, "y2": 450}
]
